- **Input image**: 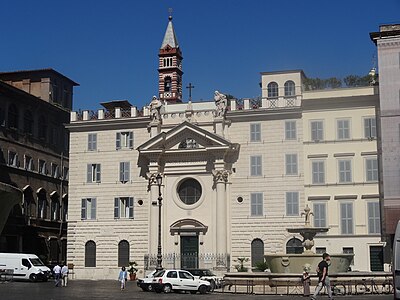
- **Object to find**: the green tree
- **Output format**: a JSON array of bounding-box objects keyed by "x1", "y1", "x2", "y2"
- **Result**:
[{"x1": 326, "y1": 77, "x2": 342, "y2": 89}]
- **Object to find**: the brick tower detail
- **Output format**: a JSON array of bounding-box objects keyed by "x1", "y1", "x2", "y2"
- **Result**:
[{"x1": 158, "y1": 15, "x2": 183, "y2": 103}]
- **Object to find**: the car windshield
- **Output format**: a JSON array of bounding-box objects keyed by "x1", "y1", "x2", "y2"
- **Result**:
[
  {"x1": 154, "y1": 270, "x2": 165, "y2": 277},
  {"x1": 29, "y1": 258, "x2": 45, "y2": 266},
  {"x1": 202, "y1": 269, "x2": 216, "y2": 276},
  {"x1": 187, "y1": 269, "x2": 215, "y2": 276}
]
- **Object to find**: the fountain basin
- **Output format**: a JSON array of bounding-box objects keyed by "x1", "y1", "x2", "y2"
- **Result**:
[{"x1": 265, "y1": 253, "x2": 354, "y2": 274}]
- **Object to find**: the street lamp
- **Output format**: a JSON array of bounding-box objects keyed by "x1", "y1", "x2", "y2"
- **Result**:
[{"x1": 156, "y1": 173, "x2": 163, "y2": 271}]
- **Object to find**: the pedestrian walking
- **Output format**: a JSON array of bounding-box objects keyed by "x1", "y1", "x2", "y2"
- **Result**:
[
  {"x1": 118, "y1": 266, "x2": 128, "y2": 290},
  {"x1": 61, "y1": 262, "x2": 69, "y2": 287},
  {"x1": 311, "y1": 253, "x2": 332, "y2": 300},
  {"x1": 53, "y1": 263, "x2": 61, "y2": 287}
]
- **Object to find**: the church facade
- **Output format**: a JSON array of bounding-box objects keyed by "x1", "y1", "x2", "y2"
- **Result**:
[{"x1": 66, "y1": 17, "x2": 382, "y2": 279}]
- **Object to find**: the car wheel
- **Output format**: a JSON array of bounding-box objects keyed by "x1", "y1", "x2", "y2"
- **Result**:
[
  {"x1": 29, "y1": 274, "x2": 38, "y2": 282},
  {"x1": 163, "y1": 284, "x2": 172, "y2": 293},
  {"x1": 147, "y1": 284, "x2": 153, "y2": 292},
  {"x1": 199, "y1": 285, "x2": 207, "y2": 294}
]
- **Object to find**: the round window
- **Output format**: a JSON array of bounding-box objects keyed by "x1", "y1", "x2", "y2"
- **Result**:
[{"x1": 177, "y1": 178, "x2": 202, "y2": 205}]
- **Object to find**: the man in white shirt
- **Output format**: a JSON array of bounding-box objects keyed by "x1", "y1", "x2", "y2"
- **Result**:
[
  {"x1": 53, "y1": 264, "x2": 61, "y2": 287},
  {"x1": 61, "y1": 263, "x2": 69, "y2": 287}
]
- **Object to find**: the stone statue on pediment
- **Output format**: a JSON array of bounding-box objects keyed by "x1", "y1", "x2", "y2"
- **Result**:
[
  {"x1": 149, "y1": 96, "x2": 162, "y2": 122},
  {"x1": 214, "y1": 90, "x2": 227, "y2": 118}
]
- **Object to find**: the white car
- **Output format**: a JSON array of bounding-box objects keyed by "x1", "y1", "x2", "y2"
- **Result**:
[
  {"x1": 137, "y1": 270, "x2": 159, "y2": 291},
  {"x1": 183, "y1": 268, "x2": 223, "y2": 290},
  {"x1": 151, "y1": 269, "x2": 211, "y2": 294}
]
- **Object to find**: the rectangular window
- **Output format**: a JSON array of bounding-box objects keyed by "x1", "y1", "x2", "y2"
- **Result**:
[
  {"x1": 114, "y1": 197, "x2": 134, "y2": 219},
  {"x1": 81, "y1": 198, "x2": 96, "y2": 220},
  {"x1": 343, "y1": 247, "x2": 354, "y2": 265},
  {"x1": 250, "y1": 123, "x2": 261, "y2": 142},
  {"x1": 311, "y1": 120, "x2": 323, "y2": 141},
  {"x1": 24, "y1": 155, "x2": 33, "y2": 171},
  {"x1": 250, "y1": 193, "x2": 263, "y2": 216},
  {"x1": 338, "y1": 159, "x2": 352, "y2": 183},
  {"x1": 368, "y1": 202, "x2": 381, "y2": 234},
  {"x1": 51, "y1": 163, "x2": 59, "y2": 178},
  {"x1": 116, "y1": 132, "x2": 134, "y2": 150},
  {"x1": 366, "y1": 158, "x2": 378, "y2": 182},
  {"x1": 88, "y1": 133, "x2": 97, "y2": 151},
  {"x1": 370, "y1": 246, "x2": 384, "y2": 271},
  {"x1": 250, "y1": 155, "x2": 262, "y2": 176},
  {"x1": 38, "y1": 159, "x2": 47, "y2": 175},
  {"x1": 337, "y1": 119, "x2": 350, "y2": 140},
  {"x1": 286, "y1": 192, "x2": 299, "y2": 216},
  {"x1": 285, "y1": 121, "x2": 297, "y2": 140},
  {"x1": 8, "y1": 151, "x2": 18, "y2": 167},
  {"x1": 313, "y1": 203, "x2": 327, "y2": 227},
  {"x1": 316, "y1": 247, "x2": 326, "y2": 255},
  {"x1": 87, "y1": 164, "x2": 101, "y2": 183},
  {"x1": 364, "y1": 117, "x2": 376, "y2": 139},
  {"x1": 340, "y1": 202, "x2": 353, "y2": 234},
  {"x1": 285, "y1": 154, "x2": 298, "y2": 175},
  {"x1": 312, "y1": 160, "x2": 325, "y2": 184},
  {"x1": 119, "y1": 162, "x2": 130, "y2": 183}
]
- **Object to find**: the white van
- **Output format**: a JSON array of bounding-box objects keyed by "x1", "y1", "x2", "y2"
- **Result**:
[
  {"x1": 0, "y1": 253, "x2": 51, "y2": 282},
  {"x1": 393, "y1": 221, "x2": 400, "y2": 299}
]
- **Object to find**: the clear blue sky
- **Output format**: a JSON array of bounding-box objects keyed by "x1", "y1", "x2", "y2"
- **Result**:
[{"x1": 1, "y1": 0, "x2": 399, "y2": 110}]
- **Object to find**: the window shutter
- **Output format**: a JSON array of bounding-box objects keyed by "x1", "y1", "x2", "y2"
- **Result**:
[
  {"x1": 87, "y1": 164, "x2": 92, "y2": 183},
  {"x1": 129, "y1": 197, "x2": 134, "y2": 218},
  {"x1": 119, "y1": 162, "x2": 124, "y2": 182},
  {"x1": 93, "y1": 134, "x2": 97, "y2": 150},
  {"x1": 91, "y1": 198, "x2": 96, "y2": 220},
  {"x1": 96, "y1": 164, "x2": 101, "y2": 182},
  {"x1": 125, "y1": 162, "x2": 130, "y2": 182},
  {"x1": 128, "y1": 132, "x2": 134, "y2": 149},
  {"x1": 81, "y1": 199, "x2": 86, "y2": 219},
  {"x1": 88, "y1": 134, "x2": 92, "y2": 150},
  {"x1": 116, "y1": 132, "x2": 121, "y2": 149},
  {"x1": 114, "y1": 198, "x2": 120, "y2": 218}
]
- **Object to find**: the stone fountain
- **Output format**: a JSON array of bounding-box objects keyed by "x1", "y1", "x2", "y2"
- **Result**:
[{"x1": 265, "y1": 206, "x2": 353, "y2": 273}]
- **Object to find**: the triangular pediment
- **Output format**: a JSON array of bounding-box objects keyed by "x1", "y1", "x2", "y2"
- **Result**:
[{"x1": 138, "y1": 121, "x2": 232, "y2": 153}]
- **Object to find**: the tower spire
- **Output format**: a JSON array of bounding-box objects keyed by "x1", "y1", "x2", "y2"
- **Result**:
[{"x1": 158, "y1": 11, "x2": 183, "y2": 103}]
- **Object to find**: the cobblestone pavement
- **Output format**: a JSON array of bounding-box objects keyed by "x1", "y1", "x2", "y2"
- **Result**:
[{"x1": 0, "y1": 280, "x2": 394, "y2": 300}]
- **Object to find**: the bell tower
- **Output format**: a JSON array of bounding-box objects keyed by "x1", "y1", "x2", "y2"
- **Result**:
[{"x1": 158, "y1": 13, "x2": 183, "y2": 103}]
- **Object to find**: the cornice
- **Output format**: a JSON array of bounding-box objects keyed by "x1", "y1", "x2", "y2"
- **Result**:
[
  {"x1": 377, "y1": 39, "x2": 400, "y2": 48},
  {"x1": 66, "y1": 117, "x2": 150, "y2": 132},
  {"x1": 227, "y1": 107, "x2": 302, "y2": 121}
]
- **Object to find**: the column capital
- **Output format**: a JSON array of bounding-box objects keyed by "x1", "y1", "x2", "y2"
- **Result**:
[{"x1": 212, "y1": 169, "x2": 231, "y2": 183}]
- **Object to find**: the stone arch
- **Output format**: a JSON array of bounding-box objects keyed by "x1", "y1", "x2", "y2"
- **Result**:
[
  {"x1": 286, "y1": 237, "x2": 303, "y2": 254},
  {"x1": 251, "y1": 238, "x2": 264, "y2": 268},
  {"x1": 85, "y1": 240, "x2": 96, "y2": 267},
  {"x1": 23, "y1": 185, "x2": 35, "y2": 217},
  {"x1": 170, "y1": 218, "x2": 208, "y2": 235},
  {"x1": 36, "y1": 187, "x2": 47, "y2": 219},
  {"x1": 62, "y1": 193, "x2": 68, "y2": 221},
  {"x1": 118, "y1": 240, "x2": 130, "y2": 267},
  {"x1": 50, "y1": 191, "x2": 60, "y2": 221}
]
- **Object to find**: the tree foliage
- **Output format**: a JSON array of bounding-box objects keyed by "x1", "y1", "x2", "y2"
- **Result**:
[{"x1": 304, "y1": 73, "x2": 375, "y2": 91}]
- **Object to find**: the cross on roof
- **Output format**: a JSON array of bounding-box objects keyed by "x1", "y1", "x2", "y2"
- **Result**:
[{"x1": 186, "y1": 83, "x2": 195, "y2": 101}]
